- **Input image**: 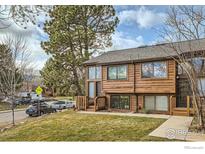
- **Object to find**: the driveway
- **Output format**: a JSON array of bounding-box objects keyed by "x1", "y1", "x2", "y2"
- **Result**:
[{"x1": 0, "y1": 110, "x2": 28, "y2": 127}]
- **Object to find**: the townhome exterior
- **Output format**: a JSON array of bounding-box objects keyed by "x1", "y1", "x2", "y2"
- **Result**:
[{"x1": 76, "y1": 39, "x2": 205, "y2": 116}]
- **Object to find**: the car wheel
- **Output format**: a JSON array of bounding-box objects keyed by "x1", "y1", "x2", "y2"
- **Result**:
[
  {"x1": 40, "y1": 111, "x2": 44, "y2": 116},
  {"x1": 29, "y1": 114, "x2": 32, "y2": 117}
]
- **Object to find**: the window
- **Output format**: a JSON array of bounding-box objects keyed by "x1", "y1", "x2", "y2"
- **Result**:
[
  {"x1": 108, "y1": 67, "x2": 117, "y2": 80},
  {"x1": 177, "y1": 64, "x2": 183, "y2": 75},
  {"x1": 156, "y1": 96, "x2": 168, "y2": 111},
  {"x1": 142, "y1": 61, "x2": 167, "y2": 78},
  {"x1": 144, "y1": 96, "x2": 168, "y2": 111},
  {"x1": 89, "y1": 82, "x2": 95, "y2": 98},
  {"x1": 198, "y1": 78, "x2": 205, "y2": 96},
  {"x1": 144, "y1": 96, "x2": 155, "y2": 110},
  {"x1": 178, "y1": 57, "x2": 205, "y2": 75},
  {"x1": 108, "y1": 65, "x2": 127, "y2": 80},
  {"x1": 192, "y1": 57, "x2": 205, "y2": 74},
  {"x1": 88, "y1": 66, "x2": 101, "y2": 80},
  {"x1": 110, "y1": 95, "x2": 130, "y2": 109}
]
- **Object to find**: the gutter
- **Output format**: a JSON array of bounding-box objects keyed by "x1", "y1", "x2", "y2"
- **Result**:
[{"x1": 132, "y1": 61, "x2": 138, "y2": 113}]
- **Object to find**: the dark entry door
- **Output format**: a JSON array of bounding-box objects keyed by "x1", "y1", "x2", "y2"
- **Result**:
[
  {"x1": 176, "y1": 77, "x2": 191, "y2": 107},
  {"x1": 96, "y1": 82, "x2": 101, "y2": 96}
]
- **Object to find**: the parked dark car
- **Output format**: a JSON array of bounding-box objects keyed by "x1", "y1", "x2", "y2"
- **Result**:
[{"x1": 25, "y1": 102, "x2": 56, "y2": 117}]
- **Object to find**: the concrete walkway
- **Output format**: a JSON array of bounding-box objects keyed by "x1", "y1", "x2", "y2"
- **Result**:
[
  {"x1": 149, "y1": 116, "x2": 193, "y2": 140},
  {"x1": 78, "y1": 111, "x2": 170, "y2": 119}
]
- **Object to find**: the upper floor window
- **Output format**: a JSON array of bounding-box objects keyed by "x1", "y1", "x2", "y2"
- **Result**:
[
  {"x1": 198, "y1": 78, "x2": 205, "y2": 96},
  {"x1": 88, "y1": 66, "x2": 101, "y2": 80},
  {"x1": 177, "y1": 57, "x2": 205, "y2": 75},
  {"x1": 142, "y1": 61, "x2": 167, "y2": 78},
  {"x1": 108, "y1": 65, "x2": 127, "y2": 80}
]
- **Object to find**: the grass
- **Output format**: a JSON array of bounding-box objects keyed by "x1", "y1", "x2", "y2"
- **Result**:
[
  {"x1": 53, "y1": 96, "x2": 74, "y2": 101},
  {"x1": 0, "y1": 110, "x2": 174, "y2": 141},
  {"x1": 0, "y1": 102, "x2": 28, "y2": 111}
]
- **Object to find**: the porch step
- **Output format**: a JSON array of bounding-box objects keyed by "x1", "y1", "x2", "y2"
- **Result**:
[
  {"x1": 173, "y1": 108, "x2": 189, "y2": 116},
  {"x1": 86, "y1": 105, "x2": 95, "y2": 112}
]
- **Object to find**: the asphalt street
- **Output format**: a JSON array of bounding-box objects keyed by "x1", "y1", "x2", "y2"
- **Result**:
[{"x1": 0, "y1": 110, "x2": 28, "y2": 126}]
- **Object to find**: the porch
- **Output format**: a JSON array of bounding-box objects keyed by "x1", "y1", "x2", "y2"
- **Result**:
[
  {"x1": 76, "y1": 95, "x2": 196, "y2": 116},
  {"x1": 170, "y1": 95, "x2": 195, "y2": 116},
  {"x1": 76, "y1": 96, "x2": 107, "y2": 112}
]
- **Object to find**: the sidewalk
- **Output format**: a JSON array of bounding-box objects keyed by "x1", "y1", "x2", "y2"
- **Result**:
[
  {"x1": 78, "y1": 111, "x2": 170, "y2": 119},
  {"x1": 149, "y1": 116, "x2": 193, "y2": 140},
  {"x1": 149, "y1": 116, "x2": 205, "y2": 141}
]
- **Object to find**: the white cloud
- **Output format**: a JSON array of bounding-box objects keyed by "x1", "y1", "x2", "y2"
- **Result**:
[
  {"x1": 0, "y1": 15, "x2": 49, "y2": 70},
  {"x1": 118, "y1": 6, "x2": 166, "y2": 28},
  {"x1": 107, "y1": 31, "x2": 144, "y2": 51}
]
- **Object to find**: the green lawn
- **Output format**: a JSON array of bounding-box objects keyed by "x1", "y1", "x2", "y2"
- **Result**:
[
  {"x1": 0, "y1": 102, "x2": 28, "y2": 111},
  {"x1": 54, "y1": 96, "x2": 74, "y2": 101},
  {"x1": 0, "y1": 110, "x2": 173, "y2": 141}
]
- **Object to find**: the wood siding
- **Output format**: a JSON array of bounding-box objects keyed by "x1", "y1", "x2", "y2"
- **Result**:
[
  {"x1": 102, "y1": 64, "x2": 134, "y2": 93},
  {"x1": 95, "y1": 60, "x2": 176, "y2": 94},
  {"x1": 135, "y1": 60, "x2": 176, "y2": 93}
]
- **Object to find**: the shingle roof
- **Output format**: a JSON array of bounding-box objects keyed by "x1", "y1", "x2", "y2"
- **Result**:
[{"x1": 83, "y1": 38, "x2": 205, "y2": 65}]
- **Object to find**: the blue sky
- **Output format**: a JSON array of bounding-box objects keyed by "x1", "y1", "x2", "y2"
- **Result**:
[{"x1": 0, "y1": 5, "x2": 169, "y2": 70}]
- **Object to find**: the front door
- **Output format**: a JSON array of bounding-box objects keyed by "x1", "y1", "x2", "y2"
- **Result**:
[{"x1": 96, "y1": 82, "x2": 101, "y2": 96}]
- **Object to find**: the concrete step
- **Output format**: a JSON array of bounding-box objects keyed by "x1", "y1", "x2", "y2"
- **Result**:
[
  {"x1": 88, "y1": 105, "x2": 94, "y2": 109},
  {"x1": 173, "y1": 111, "x2": 189, "y2": 116}
]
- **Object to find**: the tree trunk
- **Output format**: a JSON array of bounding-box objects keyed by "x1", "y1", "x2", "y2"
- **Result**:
[{"x1": 72, "y1": 68, "x2": 83, "y2": 96}]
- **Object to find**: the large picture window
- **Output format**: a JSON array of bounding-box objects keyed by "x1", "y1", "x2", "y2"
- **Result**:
[
  {"x1": 108, "y1": 65, "x2": 127, "y2": 80},
  {"x1": 142, "y1": 61, "x2": 167, "y2": 78},
  {"x1": 88, "y1": 66, "x2": 101, "y2": 80},
  {"x1": 144, "y1": 95, "x2": 168, "y2": 111},
  {"x1": 111, "y1": 95, "x2": 130, "y2": 109}
]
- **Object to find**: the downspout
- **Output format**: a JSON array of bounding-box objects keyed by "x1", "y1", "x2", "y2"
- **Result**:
[{"x1": 133, "y1": 61, "x2": 138, "y2": 113}]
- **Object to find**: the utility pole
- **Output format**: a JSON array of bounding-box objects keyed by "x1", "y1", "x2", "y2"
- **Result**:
[
  {"x1": 37, "y1": 94, "x2": 40, "y2": 116},
  {"x1": 35, "y1": 86, "x2": 43, "y2": 116}
]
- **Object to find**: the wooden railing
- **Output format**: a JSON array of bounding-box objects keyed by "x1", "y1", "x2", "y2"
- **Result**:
[
  {"x1": 94, "y1": 96, "x2": 107, "y2": 112},
  {"x1": 76, "y1": 96, "x2": 88, "y2": 111}
]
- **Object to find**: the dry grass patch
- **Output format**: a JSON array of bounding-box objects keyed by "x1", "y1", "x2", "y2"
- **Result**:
[{"x1": 0, "y1": 110, "x2": 172, "y2": 141}]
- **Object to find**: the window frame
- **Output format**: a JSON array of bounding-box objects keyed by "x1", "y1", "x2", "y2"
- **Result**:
[
  {"x1": 197, "y1": 77, "x2": 205, "y2": 96},
  {"x1": 107, "y1": 65, "x2": 128, "y2": 80},
  {"x1": 144, "y1": 95, "x2": 169, "y2": 112},
  {"x1": 141, "y1": 61, "x2": 168, "y2": 79},
  {"x1": 88, "y1": 66, "x2": 101, "y2": 80},
  {"x1": 110, "y1": 95, "x2": 130, "y2": 110}
]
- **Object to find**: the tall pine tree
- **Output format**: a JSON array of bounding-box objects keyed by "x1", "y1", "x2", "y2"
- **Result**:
[{"x1": 41, "y1": 6, "x2": 119, "y2": 95}]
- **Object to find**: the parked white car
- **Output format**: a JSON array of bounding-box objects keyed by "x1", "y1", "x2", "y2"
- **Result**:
[{"x1": 51, "y1": 100, "x2": 75, "y2": 110}]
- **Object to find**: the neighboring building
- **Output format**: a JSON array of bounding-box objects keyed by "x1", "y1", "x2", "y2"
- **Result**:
[{"x1": 76, "y1": 38, "x2": 205, "y2": 116}]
